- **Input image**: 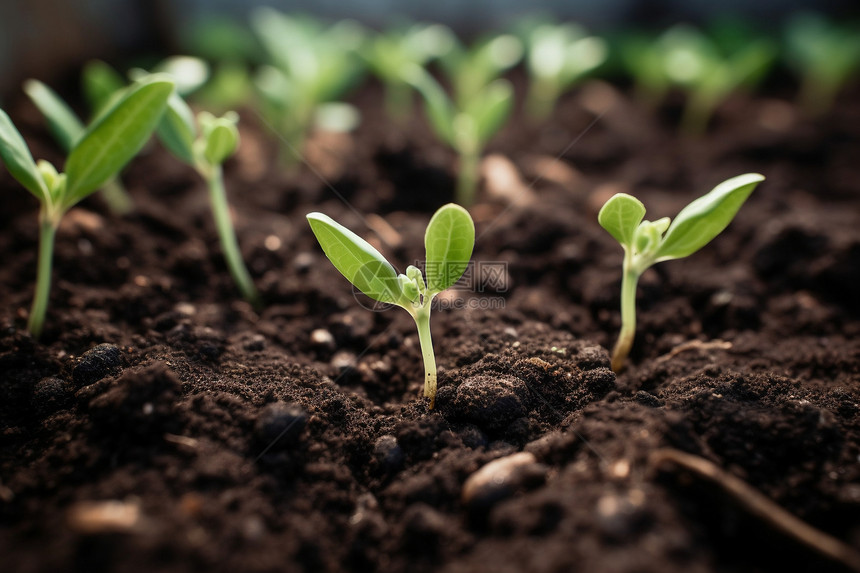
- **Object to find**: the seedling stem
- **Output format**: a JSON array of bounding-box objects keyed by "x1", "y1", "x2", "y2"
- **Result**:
[{"x1": 205, "y1": 165, "x2": 260, "y2": 307}]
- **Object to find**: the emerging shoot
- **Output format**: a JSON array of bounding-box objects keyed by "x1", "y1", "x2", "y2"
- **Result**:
[
  {"x1": 405, "y1": 66, "x2": 513, "y2": 206},
  {"x1": 361, "y1": 23, "x2": 454, "y2": 122},
  {"x1": 307, "y1": 204, "x2": 475, "y2": 408},
  {"x1": 524, "y1": 22, "x2": 607, "y2": 121},
  {"x1": 598, "y1": 173, "x2": 764, "y2": 373},
  {"x1": 0, "y1": 77, "x2": 174, "y2": 337},
  {"x1": 622, "y1": 25, "x2": 775, "y2": 133},
  {"x1": 251, "y1": 8, "x2": 365, "y2": 169},
  {"x1": 783, "y1": 12, "x2": 860, "y2": 116},
  {"x1": 156, "y1": 91, "x2": 260, "y2": 306}
]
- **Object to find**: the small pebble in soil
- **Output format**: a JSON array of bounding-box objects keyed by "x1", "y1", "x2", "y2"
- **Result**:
[
  {"x1": 461, "y1": 452, "x2": 547, "y2": 511},
  {"x1": 457, "y1": 424, "x2": 489, "y2": 449},
  {"x1": 310, "y1": 329, "x2": 336, "y2": 351},
  {"x1": 72, "y1": 344, "x2": 122, "y2": 388},
  {"x1": 255, "y1": 402, "x2": 308, "y2": 448},
  {"x1": 373, "y1": 435, "x2": 404, "y2": 472},
  {"x1": 243, "y1": 334, "x2": 267, "y2": 351},
  {"x1": 32, "y1": 377, "x2": 73, "y2": 417},
  {"x1": 293, "y1": 252, "x2": 315, "y2": 274},
  {"x1": 401, "y1": 503, "x2": 451, "y2": 555},
  {"x1": 595, "y1": 489, "x2": 648, "y2": 540},
  {"x1": 635, "y1": 390, "x2": 664, "y2": 408},
  {"x1": 450, "y1": 374, "x2": 531, "y2": 432},
  {"x1": 331, "y1": 350, "x2": 357, "y2": 374},
  {"x1": 66, "y1": 499, "x2": 140, "y2": 534}
]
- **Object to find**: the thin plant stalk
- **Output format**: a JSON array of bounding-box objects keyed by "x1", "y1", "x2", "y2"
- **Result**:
[
  {"x1": 412, "y1": 305, "x2": 437, "y2": 408},
  {"x1": 28, "y1": 214, "x2": 57, "y2": 338},
  {"x1": 457, "y1": 150, "x2": 480, "y2": 207},
  {"x1": 384, "y1": 80, "x2": 412, "y2": 123},
  {"x1": 205, "y1": 165, "x2": 260, "y2": 307},
  {"x1": 612, "y1": 250, "x2": 640, "y2": 373}
]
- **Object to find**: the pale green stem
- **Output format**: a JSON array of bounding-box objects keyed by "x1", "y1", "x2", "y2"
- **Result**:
[
  {"x1": 680, "y1": 91, "x2": 717, "y2": 136},
  {"x1": 204, "y1": 165, "x2": 260, "y2": 308},
  {"x1": 525, "y1": 79, "x2": 559, "y2": 122},
  {"x1": 611, "y1": 250, "x2": 640, "y2": 373},
  {"x1": 100, "y1": 177, "x2": 133, "y2": 215},
  {"x1": 27, "y1": 216, "x2": 57, "y2": 338},
  {"x1": 384, "y1": 80, "x2": 412, "y2": 124},
  {"x1": 413, "y1": 305, "x2": 437, "y2": 409},
  {"x1": 456, "y1": 149, "x2": 481, "y2": 207}
]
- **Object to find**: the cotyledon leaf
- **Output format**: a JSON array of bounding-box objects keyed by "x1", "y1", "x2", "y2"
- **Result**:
[
  {"x1": 63, "y1": 77, "x2": 174, "y2": 208},
  {"x1": 598, "y1": 192, "x2": 646, "y2": 248},
  {"x1": 307, "y1": 212, "x2": 401, "y2": 304},
  {"x1": 424, "y1": 203, "x2": 475, "y2": 293},
  {"x1": 655, "y1": 173, "x2": 764, "y2": 261}
]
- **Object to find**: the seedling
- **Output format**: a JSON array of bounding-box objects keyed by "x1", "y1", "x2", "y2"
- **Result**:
[
  {"x1": 784, "y1": 12, "x2": 860, "y2": 116},
  {"x1": 438, "y1": 33, "x2": 523, "y2": 108},
  {"x1": 250, "y1": 8, "x2": 366, "y2": 168},
  {"x1": 524, "y1": 22, "x2": 607, "y2": 121},
  {"x1": 361, "y1": 23, "x2": 454, "y2": 122},
  {"x1": 306, "y1": 204, "x2": 475, "y2": 408},
  {"x1": 0, "y1": 77, "x2": 174, "y2": 337},
  {"x1": 155, "y1": 91, "x2": 259, "y2": 306},
  {"x1": 622, "y1": 25, "x2": 775, "y2": 133},
  {"x1": 598, "y1": 173, "x2": 764, "y2": 372},
  {"x1": 25, "y1": 57, "x2": 209, "y2": 214},
  {"x1": 405, "y1": 65, "x2": 513, "y2": 206}
]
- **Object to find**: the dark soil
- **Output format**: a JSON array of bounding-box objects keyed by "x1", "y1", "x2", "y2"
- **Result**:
[{"x1": 1, "y1": 76, "x2": 860, "y2": 573}]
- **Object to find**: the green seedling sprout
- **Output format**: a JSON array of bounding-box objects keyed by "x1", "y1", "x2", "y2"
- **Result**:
[
  {"x1": 0, "y1": 77, "x2": 174, "y2": 337},
  {"x1": 307, "y1": 204, "x2": 475, "y2": 408},
  {"x1": 438, "y1": 33, "x2": 523, "y2": 109},
  {"x1": 155, "y1": 91, "x2": 259, "y2": 306},
  {"x1": 784, "y1": 12, "x2": 860, "y2": 117},
  {"x1": 24, "y1": 57, "x2": 210, "y2": 215},
  {"x1": 524, "y1": 22, "x2": 608, "y2": 121},
  {"x1": 361, "y1": 23, "x2": 454, "y2": 122},
  {"x1": 622, "y1": 25, "x2": 774, "y2": 133},
  {"x1": 250, "y1": 8, "x2": 366, "y2": 169},
  {"x1": 405, "y1": 65, "x2": 513, "y2": 206},
  {"x1": 597, "y1": 173, "x2": 764, "y2": 373}
]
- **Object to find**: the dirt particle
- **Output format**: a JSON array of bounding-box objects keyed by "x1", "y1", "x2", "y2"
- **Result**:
[
  {"x1": 461, "y1": 451, "x2": 547, "y2": 511},
  {"x1": 255, "y1": 402, "x2": 308, "y2": 449},
  {"x1": 450, "y1": 374, "x2": 531, "y2": 432},
  {"x1": 67, "y1": 500, "x2": 140, "y2": 534},
  {"x1": 72, "y1": 343, "x2": 123, "y2": 388},
  {"x1": 32, "y1": 377, "x2": 73, "y2": 417},
  {"x1": 373, "y1": 435, "x2": 404, "y2": 472}
]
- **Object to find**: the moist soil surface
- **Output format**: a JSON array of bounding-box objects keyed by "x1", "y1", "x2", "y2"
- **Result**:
[{"x1": 1, "y1": 76, "x2": 860, "y2": 573}]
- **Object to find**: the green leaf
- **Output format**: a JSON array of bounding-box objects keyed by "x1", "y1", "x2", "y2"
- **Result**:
[
  {"x1": 23, "y1": 80, "x2": 85, "y2": 152},
  {"x1": 656, "y1": 173, "x2": 764, "y2": 261},
  {"x1": 0, "y1": 108, "x2": 50, "y2": 201},
  {"x1": 469, "y1": 79, "x2": 513, "y2": 144},
  {"x1": 203, "y1": 115, "x2": 239, "y2": 166},
  {"x1": 404, "y1": 65, "x2": 456, "y2": 146},
  {"x1": 157, "y1": 92, "x2": 197, "y2": 164},
  {"x1": 64, "y1": 77, "x2": 174, "y2": 208},
  {"x1": 82, "y1": 60, "x2": 126, "y2": 115},
  {"x1": 424, "y1": 203, "x2": 475, "y2": 293},
  {"x1": 307, "y1": 212, "x2": 401, "y2": 304},
  {"x1": 154, "y1": 56, "x2": 210, "y2": 95},
  {"x1": 598, "y1": 193, "x2": 646, "y2": 248}
]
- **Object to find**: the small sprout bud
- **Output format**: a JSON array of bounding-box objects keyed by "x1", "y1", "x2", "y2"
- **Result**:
[
  {"x1": 398, "y1": 274, "x2": 419, "y2": 302},
  {"x1": 202, "y1": 114, "x2": 240, "y2": 166},
  {"x1": 37, "y1": 160, "x2": 61, "y2": 193},
  {"x1": 598, "y1": 174, "x2": 764, "y2": 372},
  {"x1": 307, "y1": 204, "x2": 475, "y2": 408}
]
